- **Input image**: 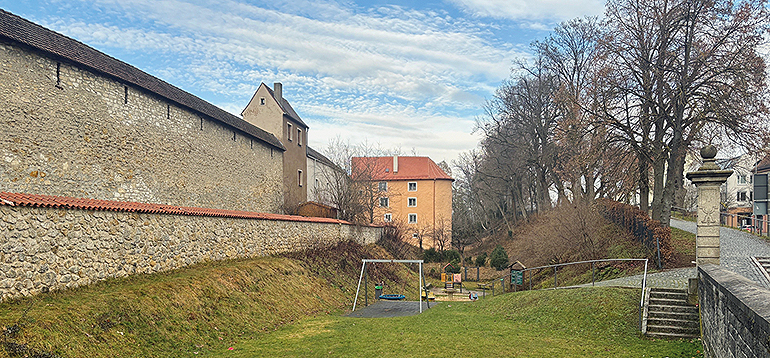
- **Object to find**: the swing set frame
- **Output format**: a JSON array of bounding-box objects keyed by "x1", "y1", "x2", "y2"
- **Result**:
[{"x1": 351, "y1": 259, "x2": 426, "y2": 313}]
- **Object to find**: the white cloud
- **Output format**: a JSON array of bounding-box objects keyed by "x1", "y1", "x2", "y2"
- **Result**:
[
  {"x1": 42, "y1": 0, "x2": 520, "y2": 162},
  {"x1": 447, "y1": 0, "x2": 604, "y2": 22}
]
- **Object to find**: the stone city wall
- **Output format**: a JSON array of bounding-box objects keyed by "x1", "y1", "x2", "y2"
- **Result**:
[
  {"x1": 0, "y1": 39, "x2": 283, "y2": 213},
  {"x1": 698, "y1": 265, "x2": 770, "y2": 358},
  {"x1": 0, "y1": 204, "x2": 381, "y2": 301}
]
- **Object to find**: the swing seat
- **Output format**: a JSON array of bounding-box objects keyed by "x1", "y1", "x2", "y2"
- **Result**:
[{"x1": 379, "y1": 294, "x2": 406, "y2": 300}]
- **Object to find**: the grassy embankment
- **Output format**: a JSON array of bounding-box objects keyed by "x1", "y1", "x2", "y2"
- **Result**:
[
  {"x1": 0, "y1": 242, "x2": 415, "y2": 357},
  {"x1": 460, "y1": 204, "x2": 697, "y2": 289},
  {"x1": 236, "y1": 287, "x2": 702, "y2": 357}
]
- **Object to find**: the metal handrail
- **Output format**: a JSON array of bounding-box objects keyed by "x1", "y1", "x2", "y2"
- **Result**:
[{"x1": 487, "y1": 258, "x2": 649, "y2": 331}]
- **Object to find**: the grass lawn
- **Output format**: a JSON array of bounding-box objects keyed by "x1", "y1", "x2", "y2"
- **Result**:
[{"x1": 232, "y1": 287, "x2": 702, "y2": 358}]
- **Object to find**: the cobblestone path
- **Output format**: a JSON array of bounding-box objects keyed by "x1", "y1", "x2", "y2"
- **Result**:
[
  {"x1": 670, "y1": 218, "x2": 770, "y2": 288},
  {"x1": 588, "y1": 219, "x2": 770, "y2": 289}
]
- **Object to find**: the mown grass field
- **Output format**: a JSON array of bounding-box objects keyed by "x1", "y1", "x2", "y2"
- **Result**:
[{"x1": 234, "y1": 287, "x2": 702, "y2": 358}]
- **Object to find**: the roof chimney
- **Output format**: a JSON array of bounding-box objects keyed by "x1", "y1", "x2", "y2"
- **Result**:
[
  {"x1": 393, "y1": 155, "x2": 398, "y2": 173},
  {"x1": 274, "y1": 82, "x2": 282, "y2": 102}
]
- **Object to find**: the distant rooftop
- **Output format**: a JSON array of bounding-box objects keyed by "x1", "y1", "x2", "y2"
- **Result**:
[{"x1": 351, "y1": 156, "x2": 453, "y2": 181}]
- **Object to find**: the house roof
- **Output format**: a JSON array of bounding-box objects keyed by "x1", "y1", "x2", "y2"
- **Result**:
[
  {"x1": 264, "y1": 85, "x2": 308, "y2": 128},
  {"x1": 0, "y1": 191, "x2": 351, "y2": 224},
  {"x1": 0, "y1": 9, "x2": 285, "y2": 151},
  {"x1": 351, "y1": 156, "x2": 453, "y2": 181},
  {"x1": 756, "y1": 154, "x2": 770, "y2": 174},
  {"x1": 307, "y1": 146, "x2": 341, "y2": 171}
]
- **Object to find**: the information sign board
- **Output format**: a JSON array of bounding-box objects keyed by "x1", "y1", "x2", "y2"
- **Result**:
[{"x1": 511, "y1": 270, "x2": 523, "y2": 285}]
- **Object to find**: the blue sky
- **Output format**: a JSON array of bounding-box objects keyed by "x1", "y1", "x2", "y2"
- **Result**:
[{"x1": 1, "y1": 0, "x2": 604, "y2": 164}]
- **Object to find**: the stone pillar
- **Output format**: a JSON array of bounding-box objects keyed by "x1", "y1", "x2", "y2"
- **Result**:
[{"x1": 685, "y1": 145, "x2": 732, "y2": 265}]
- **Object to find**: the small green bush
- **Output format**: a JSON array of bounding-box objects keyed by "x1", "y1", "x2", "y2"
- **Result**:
[
  {"x1": 464, "y1": 256, "x2": 473, "y2": 265},
  {"x1": 445, "y1": 250, "x2": 461, "y2": 263},
  {"x1": 422, "y1": 248, "x2": 443, "y2": 263},
  {"x1": 475, "y1": 252, "x2": 487, "y2": 267},
  {"x1": 490, "y1": 245, "x2": 509, "y2": 270}
]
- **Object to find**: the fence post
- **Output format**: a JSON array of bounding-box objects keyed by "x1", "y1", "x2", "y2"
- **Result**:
[
  {"x1": 529, "y1": 270, "x2": 532, "y2": 291},
  {"x1": 554, "y1": 266, "x2": 557, "y2": 289},
  {"x1": 591, "y1": 262, "x2": 595, "y2": 286}
]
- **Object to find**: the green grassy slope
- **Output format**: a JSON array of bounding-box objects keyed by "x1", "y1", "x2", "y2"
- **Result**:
[
  {"x1": 0, "y1": 241, "x2": 412, "y2": 357},
  {"x1": 235, "y1": 287, "x2": 702, "y2": 358}
]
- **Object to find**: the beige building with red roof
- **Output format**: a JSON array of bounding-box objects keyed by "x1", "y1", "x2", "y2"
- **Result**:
[{"x1": 352, "y1": 156, "x2": 453, "y2": 249}]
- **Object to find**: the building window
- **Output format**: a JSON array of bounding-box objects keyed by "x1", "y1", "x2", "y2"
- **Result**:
[
  {"x1": 408, "y1": 182, "x2": 417, "y2": 191},
  {"x1": 298, "y1": 170, "x2": 303, "y2": 187},
  {"x1": 738, "y1": 175, "x2": 748, "y2": 184},
  {"x1": 738, "y1": 191, "x2": 748, "y2": 202},
  {"x1": 315, "y1": 178, "x2": 319, "y2": 188},
  {"x1": 408, "y1": 213, "x2": 417, "y2": 224},
  {"x1": 378, "y1": 181, "x2": 388, "y2": 192},
  {"x1": 287, "y1": 123, "x2": 293, "y2": 141},
  {"x1": 260, "y1": 97, "x2": 265, "y2": 105},
  {"x1": 384, "y1": 213, "x2": 392, "y2": 222},
  {"x1": 380, "y1": 197, "x2": 389, "y2": 208},
  {"x1": 412, "y1": 232, "x2": 419, "y2": 239},
  {"x1": 298, "y1": 129, "x2": 302, "y2": 146},
  {"x1": 408, "y1": 197, "x2": 417, "y2": 207}
]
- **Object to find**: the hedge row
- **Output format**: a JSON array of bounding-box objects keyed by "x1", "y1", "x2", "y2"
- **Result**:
[{"x1": 596, "y1": 199, "x2": 674, "y2": 268}]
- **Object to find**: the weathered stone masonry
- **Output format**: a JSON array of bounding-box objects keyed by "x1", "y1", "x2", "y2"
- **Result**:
[
  {"x1": 698, "y1": 265, "x2": 770, "y2": 358},
  {"x1": 0, "y1": 10, "x2": 382, "y2": 302},
  {"x1": 0, "y1": 202, "x2": 381, "y2": 301},
  {"x1": 0, "y1": 38, "x2": 283, "y2": 213}
]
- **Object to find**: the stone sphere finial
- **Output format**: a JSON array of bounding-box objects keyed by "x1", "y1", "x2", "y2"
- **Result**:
[{"x1": 701, "y1": 145, "x2": 717, "y2": 160}]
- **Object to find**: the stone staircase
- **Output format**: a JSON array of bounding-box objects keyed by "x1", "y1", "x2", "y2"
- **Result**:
[
  {"x1": 751, "y1": 257, "x2": 770, "y2": 285},
  {"x1": 642, "y1": 288, "x2": 700, "y2": 339}
]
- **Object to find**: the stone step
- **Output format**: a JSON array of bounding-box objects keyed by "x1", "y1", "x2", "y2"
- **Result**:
[
  {"x1": 649, "y1": 287, "x2": 688, "y2": 294},
  {"x1": 648, "y1": 310, "x2": 699, "y2": 320},
  {"x1": 647, "y1": 304, "x2": 698, "y2": 314},
  {"x1": 645, "y1": 331, "x2": 700, "y2": 339},
  {"x1": 646, "y1": 324, "x2": 700, "y2": 335},
  {"x1": 649, "y1": 297, "x2": 688, "y2": 306},
  {"x1": 647, "y1": 317, "x2": 700, "y2": 328},
  {"x1": 649, "y1": 291, "x2": 687, "y2": 300}
]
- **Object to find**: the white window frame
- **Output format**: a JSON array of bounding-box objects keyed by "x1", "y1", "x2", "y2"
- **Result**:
[
  {"x1": 384, "y1": 213, "x2": 392, "y2": 222},
  {"x1": 408, "y1": 182, "x2": 417, "y2": 191},
  {"x1": 408, "y1": 213, "x2": 417, "y2": 224},
  {"x1": 380, "y1": 197, "x2": 389, "y2": 208},
  {"x1": 297, "y1": 128, "x2": 302, "y2": 146},
  {"x1": 408, "y1": 197, "x2": 417, "y2": 207},
  {"x1": 412, "y1": 232, "x2": 419, "y2": 239},
  {"x1": 298, "y1": 169, "x2": 303, "y2": 187},
  {"x1": 378, "y1": 181, "x2": 388, "y2": 192}
]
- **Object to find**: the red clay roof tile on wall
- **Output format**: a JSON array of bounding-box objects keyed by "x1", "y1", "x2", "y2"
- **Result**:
[{"x1": 0, "y1": 192, "x2": 355, "y2": 225}]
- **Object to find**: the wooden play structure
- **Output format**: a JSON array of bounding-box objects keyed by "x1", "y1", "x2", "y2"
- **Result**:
[{"x1": 441, "y1": 263, "x2": 463, "y2": 293}]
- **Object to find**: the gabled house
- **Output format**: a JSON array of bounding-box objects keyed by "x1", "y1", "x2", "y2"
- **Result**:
[
  {"x1": 242, "y1": 83, "x2": 309, "y2": 210},
  {"x1": 352, "y1": 156, "x2": 453, "y2": 249}
]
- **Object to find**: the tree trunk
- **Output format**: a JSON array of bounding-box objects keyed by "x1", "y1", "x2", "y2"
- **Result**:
[{"x1": 638, "y1": 156, "x2": 650, "y2": 214}]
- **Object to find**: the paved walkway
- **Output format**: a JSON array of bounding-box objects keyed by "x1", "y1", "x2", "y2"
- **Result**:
[
  {"x1": 347, "y1": 300, "x2": 439, "y2": 318},
  {"x1": 670, "y1": 219, "x2": 770, "y2": 288},
  {"x1": 585, "y1": 219, "x2": 770, "y2": 290}
]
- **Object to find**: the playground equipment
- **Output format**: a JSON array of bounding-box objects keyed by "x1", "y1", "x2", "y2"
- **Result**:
[
  {"x1": 352, "y1": 259, "x2": 428, "y2": 313},
  {"x1": 441, "y1": 271, "x2": 463, "y2": 293},
  {"x1": 379, "y1": 294, "x2": 406, "y2": 300}
]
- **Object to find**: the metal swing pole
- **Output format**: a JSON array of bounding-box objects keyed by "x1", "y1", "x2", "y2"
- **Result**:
[
  {"x1": 352, "y1": 261, "x2": 366, "y2": 312},
  {"x1": 419, "y1": 262, "x2": 423, "y2": 313}
]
